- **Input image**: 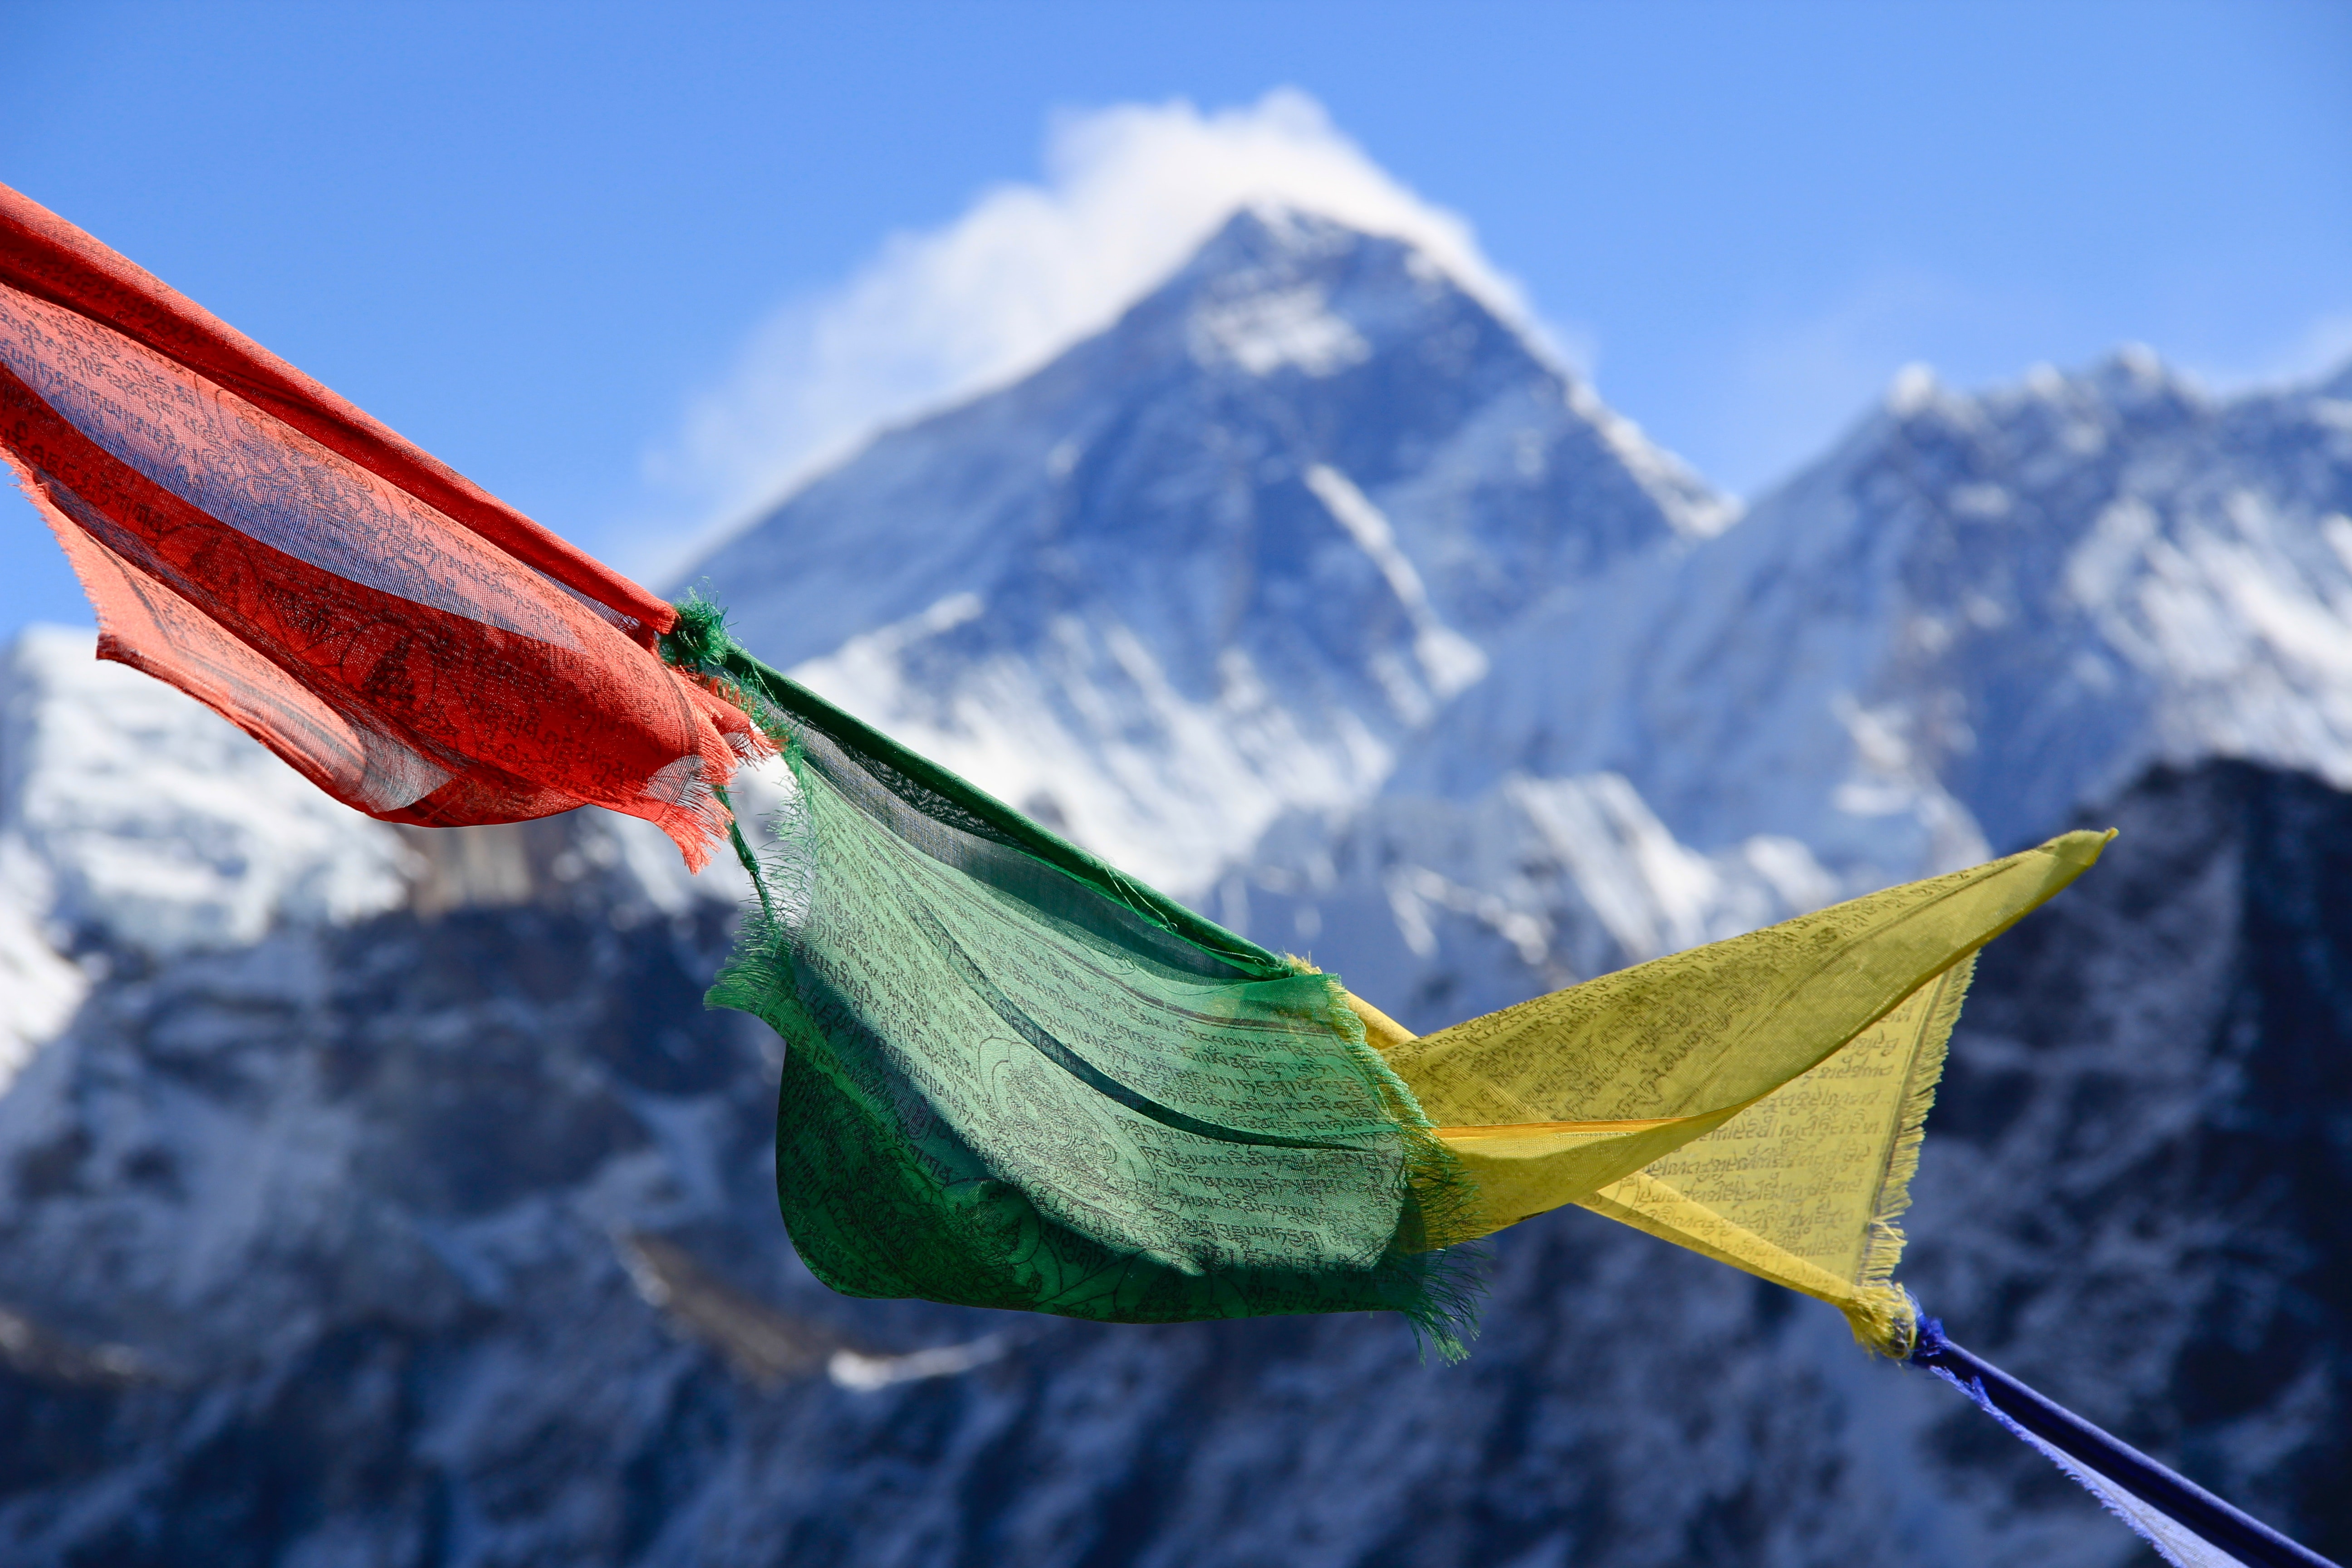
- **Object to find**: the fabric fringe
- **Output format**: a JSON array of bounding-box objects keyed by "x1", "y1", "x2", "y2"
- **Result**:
[
  {"x1": 701, "y1": 744, "x2": 816, "y2": 1025},
  {"x1": 649, "y1": 593, "x2": 794, "y2": 872},
  {"x1": 659, "y1": 597, "x2": 782, "y2": 740},
  {"x1": 1842, "y1": 953, "x2": 1974, "y2": 1357},
  {"x1": 674, "y1": 598, "x2": 825, "y2": 1024},
  {"x1": 637, "y1": 752, "x2": 728, "y2": 875},
  {"x1": 1283, "y1": 955, "x2": 1487, "y2": 1360},
  {"x1": 1386, "y1": 1242, "x2": 1490, "y2": 1365}
]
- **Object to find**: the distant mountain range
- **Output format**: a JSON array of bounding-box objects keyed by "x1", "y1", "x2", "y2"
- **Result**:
[
  {"x1": 0, "y1": 205, "x2": 2344, "y2": 1564},
  {"x1": 1235, "y1": 336, "x2": 2352, "y2": 1030}
]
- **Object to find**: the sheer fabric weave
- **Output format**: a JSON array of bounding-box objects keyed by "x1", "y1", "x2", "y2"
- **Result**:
[{"x1": 0, "y1": 181, "x2": 760, "y2": 867}]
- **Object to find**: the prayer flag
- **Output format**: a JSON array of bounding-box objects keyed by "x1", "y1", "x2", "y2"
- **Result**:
[{"x1": 0, "y1": 181, "x2": 763, "y2": 869}]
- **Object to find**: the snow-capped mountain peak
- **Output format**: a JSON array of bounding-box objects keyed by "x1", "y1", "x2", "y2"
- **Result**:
[{"x1": 686, "y1": 206, "x2": 1730, "y2": 895}]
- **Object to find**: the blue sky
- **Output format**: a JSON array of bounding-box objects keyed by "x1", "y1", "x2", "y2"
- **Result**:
[{"x1": 5, "y1": 0, "x2": 2348, "y2": 644}]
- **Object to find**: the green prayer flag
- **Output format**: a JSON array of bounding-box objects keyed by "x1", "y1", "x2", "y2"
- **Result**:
[{"x1": 666, "y1": 603, "x2": 1484, "y2": 1354}]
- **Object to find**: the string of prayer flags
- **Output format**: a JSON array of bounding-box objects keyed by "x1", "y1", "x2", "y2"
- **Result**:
[{"x1": 10, "y1": 176, "x2": 2337, "y2": 1568}]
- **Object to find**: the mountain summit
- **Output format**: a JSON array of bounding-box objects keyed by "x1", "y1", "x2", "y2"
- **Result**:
[{"x1": 682, "y1": 206, "x2": 1729, "y2": 894}]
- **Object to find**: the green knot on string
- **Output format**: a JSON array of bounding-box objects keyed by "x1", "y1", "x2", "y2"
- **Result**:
[
  {"x1": 657, "y1": 589, "x2": 745, "y2": 681},
  {"x1": 659, "y1": 592, "x2": 789, "y2": 749},
  {"x1": 657, "y1": 591, "x2": 778, "y2": 916}
]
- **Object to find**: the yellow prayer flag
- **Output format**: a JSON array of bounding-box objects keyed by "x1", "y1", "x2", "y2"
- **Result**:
[{"x1": 1349, "y1": 828, "x2": 2113, "y2": 1352}]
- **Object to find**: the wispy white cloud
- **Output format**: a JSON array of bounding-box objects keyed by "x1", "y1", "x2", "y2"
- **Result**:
[{"x1": 638, "y1": 89, "x2": 1536, "y2": 578}]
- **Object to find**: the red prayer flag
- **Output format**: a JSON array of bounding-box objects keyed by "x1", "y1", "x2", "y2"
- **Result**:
[{"x1": 0, "y1": 180, "x2": 763, "y2": 869}]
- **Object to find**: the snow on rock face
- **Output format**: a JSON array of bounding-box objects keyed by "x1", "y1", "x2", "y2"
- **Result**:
[
  {"x1": 1228, "y1": 773, "x2": 1838, "y2": 1032},
  {"x1": 0, "y1": 627, "x2": 413, "y2": 956},
  {"x1": 686, "y1": 206, "x2": 1727, "y2": 897},
  {"x1": 1391, "y1": 353, "x2": 2352, "y2": 889},
  {"x1": 0, "y1": 628, "x2": 761, "y2": 1093},
  {"x1": 0, "y1": 897, "x2": 80, "y2": 1097}
]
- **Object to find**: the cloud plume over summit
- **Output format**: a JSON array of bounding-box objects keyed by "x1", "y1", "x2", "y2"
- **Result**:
[{"x1": 646, "y1": 90, "x2": 1544, "y2": 567}]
